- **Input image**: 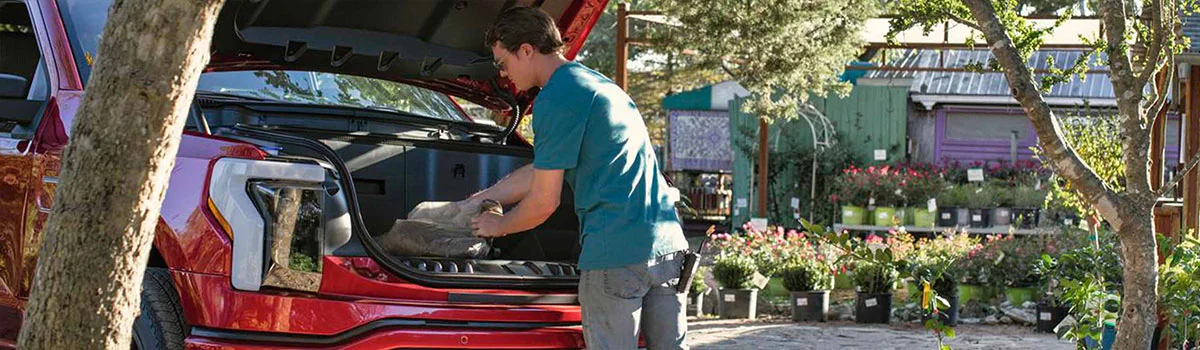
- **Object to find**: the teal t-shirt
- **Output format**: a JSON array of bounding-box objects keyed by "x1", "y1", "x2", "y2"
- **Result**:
[{"x1": 531, "y1": 61, "x2": 688, "y2": 270}]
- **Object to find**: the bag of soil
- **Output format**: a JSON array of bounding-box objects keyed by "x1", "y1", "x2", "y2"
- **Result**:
[{"x1": 375, "y1": 200, "x2": 502, "y2": 259}]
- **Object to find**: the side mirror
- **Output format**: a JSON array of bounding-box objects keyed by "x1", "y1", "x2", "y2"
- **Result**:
[{"x1": 0, "y1": 73, "x2": 29, "y2": 99}]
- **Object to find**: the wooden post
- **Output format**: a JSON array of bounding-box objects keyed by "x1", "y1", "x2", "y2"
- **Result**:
[
  {"x1": 757, "y1": 118, "x2": 769, "y2": 217},
  {"x1": 1150, "y1": 69, "x2": 1168, "y2": 191},
  {"x1": 615, "y1": 2, "x2": 629, "y2": 91},
  {"x1": 1185, "y1": 66, "x2": 1200, "y2": 231}
]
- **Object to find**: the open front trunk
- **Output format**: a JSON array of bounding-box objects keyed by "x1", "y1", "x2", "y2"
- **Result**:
[{"x1": 212, "y1": 115, "x2": 582, "y2": 290}]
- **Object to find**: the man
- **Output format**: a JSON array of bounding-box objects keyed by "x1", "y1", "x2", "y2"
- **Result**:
[{"x1": 465, "y1": 7, "x2": 690, "y2": 350}]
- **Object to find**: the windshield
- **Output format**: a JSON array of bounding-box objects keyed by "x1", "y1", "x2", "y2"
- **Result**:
[{"x1": 58, "y1": 0, "x2": 486, "y2": 125}]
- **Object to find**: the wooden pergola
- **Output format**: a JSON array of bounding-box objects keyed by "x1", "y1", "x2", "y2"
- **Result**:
[{"x1": 614, "y1": 4, "x2": 1200, "y2": 236}]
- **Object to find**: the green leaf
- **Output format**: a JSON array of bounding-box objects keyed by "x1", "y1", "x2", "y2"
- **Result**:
[{"x1": 944, "y1": 327, "x2": 956, "y2": 339}]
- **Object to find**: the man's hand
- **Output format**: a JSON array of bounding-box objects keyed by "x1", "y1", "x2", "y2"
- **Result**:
[{"x1": 471, "y1": 212, "x2": 508, "y2": 238}]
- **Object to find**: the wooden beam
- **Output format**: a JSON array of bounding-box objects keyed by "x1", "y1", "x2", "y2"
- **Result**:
[
  {"x1": 757, "y1": 118, "x2": 769, "y2": 218},
  {"x1": 615, "y1": 2, "x2": 629, "y2": 91},
  {"x1": 1150, "y1": 68, "x2": 1168, "y2": 191},
  {"x1": 1184, "y1": 66, "x2": 1200, "y2": 231}
]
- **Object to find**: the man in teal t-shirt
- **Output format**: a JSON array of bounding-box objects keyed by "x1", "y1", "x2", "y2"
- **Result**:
[{"x1": 467, "y1": 7, "x2": 690, "y2": 350}]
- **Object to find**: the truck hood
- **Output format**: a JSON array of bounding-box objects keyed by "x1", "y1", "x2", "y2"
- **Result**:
[{"x1": 207, "y1": 0, "x2": 607, "y2": 110}]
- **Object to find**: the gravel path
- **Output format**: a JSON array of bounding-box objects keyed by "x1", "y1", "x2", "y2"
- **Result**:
[{"x1": 686, "y1": 318, "x2": 1074, "y2": 350}]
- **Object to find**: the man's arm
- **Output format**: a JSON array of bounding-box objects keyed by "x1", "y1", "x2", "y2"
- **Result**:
[
  {"x1": 471, "y1": 168, "x2": 563, "y2": 237},
  {"x1": 468, "y1": 164, "x2": 533, "y2": 206}
]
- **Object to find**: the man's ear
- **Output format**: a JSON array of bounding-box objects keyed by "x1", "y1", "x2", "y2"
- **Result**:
[{"x1": 520, "y1": 43, "x2": 536, "y2": 58}]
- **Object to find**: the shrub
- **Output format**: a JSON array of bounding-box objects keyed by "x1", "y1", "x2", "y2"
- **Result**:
[
  {"x1": 781, "y1": 262, "x2": 832, "y2": 292},
  {"x1": 852, "y1": 261, "x2": 898, "y2": 294},
  {"x1": 1012, "y1": 186, "x2": 1048, "y2": 209},
  {"x1": 689, "y1": 266, "x2": 711, "y2": 296},
  {"x1": 936, "y1": 185, "x2": 969, "y2": 208},
  {"x1": 713, "y1": 255, "x2": 758, "y2": 290}
]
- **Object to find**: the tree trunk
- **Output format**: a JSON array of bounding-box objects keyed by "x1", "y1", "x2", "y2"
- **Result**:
[
  {"x1": 1115, "y1": 210, "x2": 1159, "y2": 350},
  {"x1": 17, "y1": 0, "x2": 225, "y2": 348},
  {"x1": 959, "y1": 0, "x2": 1161, "y2": 348}
]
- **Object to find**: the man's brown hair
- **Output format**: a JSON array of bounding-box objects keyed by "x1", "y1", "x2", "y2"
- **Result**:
[{"x1": 484, "y1": 7, "x2": 565, "y2": 54}]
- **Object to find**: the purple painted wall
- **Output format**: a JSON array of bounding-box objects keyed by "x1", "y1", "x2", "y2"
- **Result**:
[{"x1": 932, "y1": 106, "x2": 1180, "y2": 166}]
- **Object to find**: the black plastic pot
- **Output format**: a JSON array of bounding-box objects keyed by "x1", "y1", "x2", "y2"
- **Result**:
[
  {"x1": 922, "y1": 294, "x2": 960, "y2": 327},
  {"x1": 855, "y1": 292, "x2": 892, "y2": 324},
  {"x1": 936, "y1": 208, "x2": 958, "y2": 227},
  {"x1": 719, "y1": 288, "x2": 758, "y2": 319},
  {"x1": 1011, "y1": 208, "x2": 1040, "y2": 229},
  {"x1": 790, "y1": 290, "x2": 830, "y2": 322},
  {"x1": 991, "y1": 207, "x2": 1013, "y2": 227},
  {"x1": 1035, "y1": 303, "x2": 1070, "y2": 333},
  {"x1": 688, "y1": 292, "x2": 706, "y2": 317},
  {"x1": 968, "y1": 208, "x2": 992, "y2": 228},
  {"x1": 954, "y1": 208, "x2": 970, "y2": 226}
]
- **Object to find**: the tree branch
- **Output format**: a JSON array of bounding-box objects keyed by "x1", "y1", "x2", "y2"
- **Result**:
[
  {"x1": 1134, "y1": 0, "x2": 1166, "y2": 87},
  {"x1": 1159, "y1": 153, "x2": 1200, "y2": 197},
  {"x1": 961, "y1": 0, "x2": 1125, "y2": 229},
  {"x1": 1098, "y1": 0, "x2": 1153, "y2": 197}
]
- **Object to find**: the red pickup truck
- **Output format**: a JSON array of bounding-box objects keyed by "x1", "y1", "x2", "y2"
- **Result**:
[{"x1": 0, "y1": 0, "x2": 608, "y2": 348}]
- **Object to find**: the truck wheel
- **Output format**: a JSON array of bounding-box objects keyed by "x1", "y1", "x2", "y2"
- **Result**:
[{"x1": 131, "y1": 268, "x2": 188, "y2": 350}]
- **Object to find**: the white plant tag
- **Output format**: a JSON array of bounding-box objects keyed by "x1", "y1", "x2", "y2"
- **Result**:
[
  {"x1": 1040, "y1": 312, "x2": 1053, "y2": 321},
  {"x1": 941, "y1": 212, "x2": 951, "y2": 220},
  {"x1": 968, "y1": 168, "x2": 985, "y2": 182},
  {"x1": 869, "y1": 197, "x2": 876, "y2": 206},
  {"x1": 1065, "y1": 219, "x2": 1074, "y2": 226},
  {"x1": 725, "y1": 294, "x2": 736, "y2": 302},
  {"x1": 927, "y1": 198, "x2": 937, "y2": 212},
  {"x1": 791, "y1": 197, "x2": 801, "y2": 208},
  {"x1": 844, "y1": 209, "x2": 855, "y2": 217},
  {"x1": 972, "y1": 214, "x2": 982, "y2": 221},
  {"x1": 797, "y1": 298, "x2": 808, "y2": 306},
  {"x1": 878, "y1": 212, "x2": 889, "y2": 219},
  {"x1": 736, "y1": 198, "x2": 748, "y2": 208},
  {"x1": 874, "y1": 149, "x2": 887, "y2": 161},
  {"x1": 865, "y1": 298, "x2": 878, "y2": 307}
]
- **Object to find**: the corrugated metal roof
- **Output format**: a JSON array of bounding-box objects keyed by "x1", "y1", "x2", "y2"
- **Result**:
[
  {"x1": 1184, "y1": 14, "x2": 1200, "y2": 53},
  {"x1": 863, "y1": 49, "x2": 1114, "y2": 100}
]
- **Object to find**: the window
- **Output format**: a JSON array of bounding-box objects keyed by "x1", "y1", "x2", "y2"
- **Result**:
[
  {"x1": 0, "y1": 1, "x2": 47, "y2": 137},
  {"x1": 945, "y1": 113, "x2": 1030, "y2": 141}
]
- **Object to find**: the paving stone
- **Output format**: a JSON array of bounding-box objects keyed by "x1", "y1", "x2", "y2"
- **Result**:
[{"x1": 685, "y1": 320, "x2": 1074, "y2": 349}]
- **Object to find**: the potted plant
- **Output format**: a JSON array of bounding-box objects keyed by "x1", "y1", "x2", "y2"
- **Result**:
[
  {"x1": 994, "y1": 236, "x2": 1042, "y2": 306},
  {"x1": 712, "y1": 254, "x2": 759, "y2": 319},
  {"x1": 835, "y1": 166, "x2": 871, "y2": 225},
  {"x1": 806, "y1": 221, "x2": 905, "y2": 324},
  {"x1": 781, "y1": 261, "x2": 833, "y2": 322},
  {"x1": 965, "y1": 185, "x2": 993, "y2": 229},
  {"x1": 688, "y1": 266, "x2": 711, "y2": 317},
  {"x1": 905, "y1": 170, "x2": 944, "y2": 228},
  {"x1": 868, "y1": 166, "x2": 902, "y2": 227},
  {"x1": 989, "y1": 182, "x2": 1015, "y2": 228},
  {"x1": 902, "y1": 232, "x2": 977, "y2": 327},
  {"x1": 955, "y1": 236, "x2": 1002, "y2": 305},
  {"x1": 852, "y1": 260, "x2": 898, "y2": 323},
  {"x1": 1011, "y1": 186, "x2": 1046, "y2": 229},
  {"x1": 936, "y1": 185, "x2": 969, "y2": 227}
]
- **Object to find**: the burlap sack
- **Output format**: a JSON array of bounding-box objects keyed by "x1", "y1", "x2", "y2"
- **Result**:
[
  {"x1": 374, "y1": 200, "x2": 503, "y2": 259},
  {"x1": 375, "y1": 219, "x2": 488, "y2": 258},
  {"x1": 407, "y1": 201, "x2": 481, "y2": 229}
]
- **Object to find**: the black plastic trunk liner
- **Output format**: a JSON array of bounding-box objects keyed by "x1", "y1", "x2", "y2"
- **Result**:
[{"x1": 400, "y1": 257, "x2": 579, "y2": 278}]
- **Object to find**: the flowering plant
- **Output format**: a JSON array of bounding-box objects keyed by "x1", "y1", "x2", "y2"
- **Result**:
[
  {"x1": 835, "y1": 165, "x2": 905, "y2": 207},
  {"x1": 807, "y1": 220, "x2": 913, "y2": 293},
  {"x1": 710, "y1": 224, "x2": 828, "y2": 276},
  {"x1": 902, "y1": 230, "x2": 979, "y2": 295}
]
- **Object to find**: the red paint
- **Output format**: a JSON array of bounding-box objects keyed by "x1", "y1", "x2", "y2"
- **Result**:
[
  {"x1": 175, "y1": 271, "x2": 580, "y2": 336},
  {"x1": 184, "y1": 326, "x2": 585, "y2": 349},
  {"x1": 3, "y1": 1, "x2": 598, "y2": 347}
]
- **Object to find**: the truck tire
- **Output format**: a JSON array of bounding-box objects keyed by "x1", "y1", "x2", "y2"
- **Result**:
[{"x1": 131, "y1": 268, "x2": 188, "y2": 350}]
